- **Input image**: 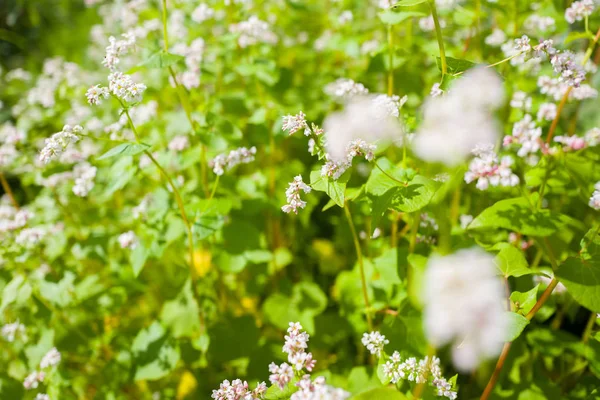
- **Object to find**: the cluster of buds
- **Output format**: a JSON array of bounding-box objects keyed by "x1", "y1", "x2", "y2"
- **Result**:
[
  {"x1": 281, "y1": 175, "x2": 311, "y2": 214},
  {"x1": 464, "y1": 144, "x2": 519, "y2": 190}
]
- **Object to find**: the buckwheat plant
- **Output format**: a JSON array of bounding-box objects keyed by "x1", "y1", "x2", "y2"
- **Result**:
[{"x1": 2, "y1": 0, "x2": 600, "y2": 398}]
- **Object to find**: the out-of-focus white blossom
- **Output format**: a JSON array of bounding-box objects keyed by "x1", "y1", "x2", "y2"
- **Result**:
[
  {"x1": 23, "y1": 371, "x2": 45, "y2": 390},
  {"x1": 510, "y1": 91, "x2": 532, "y2": 111},
  {"x1": 430, "y1": 83, "x2": 444, "y2": 97},
  {"x1": 537, "y1": 102, "x2": 557, "y2": 121},
  {"x1": 40, "y1": 347, "x2": 61, "y2": 369},
  {"x1": 118, "y1": 231, "x2": 138, "y2": 250},
  {"x1": 39, "y1": 125, "x2": 83, "y2": 164},
  {"x1": 423, "y1": 248, "x2": 508, "y2": 371},
  {"x1": 533, "y1": 275, "x2": 567, "y2": 294},
  {"x1": 460, "y1": 214, "x2": 473, "y2": 229},
  {"x1": 16, "y1": 227, "x2": 46, "y2": 248},
  {"x1": 324, "y1": 78, "x2": 369, "y2": 102},
  {"x1": 589, "y1": 182, "x2": 600, "y2": 210},
  {"x1": 72, "y1": 163, "x2": 97, "y2": 197},
  {"x1": 192, "y1": 4, "x2": 215, "y2": 23},
  {"x1": 565, "y1": 0, "x2": 595, "y2": 24},
  {"x1": 323, "y1": 94, "x2": 404, "y2": 163},
  {"x1": 103, "y1": 33, "x2": 136, "y2": 70},
  {"x1": 419, "y1": 16, "x2": 446, "y2": 32},
  {"x1": 551, "y1": 51, "x2": 586, "y2": 87},
  {"x1": 413, "y1": 67, "x2": 504, "y2": 166},
  {"x1": 229, "y1": 16, "x2": 277, "y2": 48},
  {"x1": 485, "y1": 29, "x2": 506, "y2": 47},
  {"x1": 503, "y1": 114, "x2": 544, "y2": 162},
  {"x1": 209, "y1": 146, "x2": 257, "y2": 176},
  {"x1": 168, "y1": 136, "x2": 190, "y2": 152},
  {"x1": 1, "y1": 320, "x2": 26, "y2": 342},
  {"x1": 282, "y1": 175, "x2": 311, "y2": 214},
  {"x1": 35, "y1": 394, "x2": 50, "y2": 400},
  {"x1": 524, "y1": 15, "x2": 556, "y2": 32}
]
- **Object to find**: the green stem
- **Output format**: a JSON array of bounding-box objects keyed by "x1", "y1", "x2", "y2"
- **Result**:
[
  {"x1": 201, "y1": 175, "x2": 220, "y2": 214},
  {"x1": 582, "y1": 312, "x2": 596, "y2": 344},
  {"x1": 429, "y1": 0, "x2": 447, "y2": 77},
  {"x1": 387, "y1": 24, "x2": 394, "y2": 96},
  {"x1": 344, "y1": 203, "x2": 373, "y2": 331},
  {"x1": 161, "y1": 0, "x2": 169, "y2": 52},
  {"x1": 121, "y1": 106, "x2": 197, "y2": 277}
]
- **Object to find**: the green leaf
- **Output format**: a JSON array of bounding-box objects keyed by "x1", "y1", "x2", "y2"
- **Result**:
[
  {"x1": 510, "y1": 285, "x2": 539, "y2": 315},
  {"x1": 495, "y1": 244, "x2": 533, "y2": 278},
  {"x1": 393, "y1": 0, "x2": 428, "y2": 6},
  {"x1": 160, "y1": 280, "x2": 201, "y2": 338},
  {"x1": 310, "y1": 170, "x2": 347, "y2": 208},
  {"x1": 556, "y1": 257, "x2": 600, "y2": 312},
  {"x1": 1, "y1": 275, "x2": 25, "y2": 312},
  {"x1": 468, "y1": 196, "x2": 568, "y2": 237},
  {"x1": 387, "y1": 175, "x2": 439, "y2": 213},
  {"x1": 352, "y1": 387, "x2": 408, "y2": 399},
  {"x1": 504, "y1": 312, "x2": 530, "y2": 341},
  {"x1": 377, "y1": 355, "x2": 391, "y2": 385},
  {"x1": 366, "y1": 158, "x2": 415, "y2": 196},
  {"x1": 378, "y1": 10, "x2": 425, "y2": 25},
  {"x1": 142, "y1": 51, "x2": 185, "y2": 69},
  {"x1": 437, "y1": 56, "x2": 476, "y2": 75},
  {"x1": 132, "y1": 322, "x2": 180, "y2": 381},
  {"x1": 264, "y1": 379, "x2": 299, "y2": 400},
  {"x1": 130, "y1": 244, "x2": 149, "y2": 277},
  {"x1": 97, "y1": 142, "x2": 150, "y2": 160}
]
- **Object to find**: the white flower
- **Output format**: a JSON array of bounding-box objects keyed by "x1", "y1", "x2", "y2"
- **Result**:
[
  {"x1": 537, "y1": 103, "x2": 557, "y2": 121},
  {"x1": 118, "y1": 231, "x2": 138, "y2": 250},
  {"x1": 361, "y1": 331, "x2": 389, "y2": 356},
  {"x1": 35, "y1": 394, "x2": 50, "y2": 400},
  {"x1": 338, "y1": 10, "x2": 353, "y2": 25},
  {"x1": 39, "y1": 125, "x2": 83, "y2": 164},
  {"x1": 15, "y1": 227, "x2": 46, "y2": 248},
  {"x1": 419, "y1": 16, "x2": 446, "y2": 32},
  {"x1": 168, "y1": 136, "x2": 190, "y2": 152},
  {"x1": 503, "y1": 114, "x2": 544, "y2": 160},
  {"x1": 209, "y1": 146, "x2": 257, "y2": 176},
  {"x1": 510, "y1": 91, "x2": 532, "y2": 111},
  {"x1": 514, "y1": 35, "x2": 532, "y2": 53},
  {"x1": 430, "y1": 83, "x2": 444, "y2": 97},
  {"x1": 533, "y1": 275, "x2": 567, "y2": 294},
  {"x1": 86, "y1": 85, "x2": 110, "y2": 105},
  {"x1": 550, "y1": 51, "x2": 586, "y2": 87},
  {"x1": 40, "y1": 347, "x2": 61, "y2": 369},
  {"x1": 107, "y1": 72, "x2": 146, "y2": 102},
  {"x1": 72, "y1": 162, "x2": 97, "y2": 197},
  {"x1": 1, "y1": 320, "x2": 26, "y2": 342},
  {"x1": 460, "y1": 215, "x2": 473, "y2": 229},
  {"x1": 323, "y1": 94, "x2": 403, "y2": 163},
  {"x1": 524, "y1": 15, "x2": 556, "y2": 33},
  {"x1": 269, "y1": 362, "x2": 294, "y2": 390},
  {"x1": 103, "y1": 33, "x2": 136, "y2": 70},
  {"x1": 229, "y1": 16, "x2": 278, "y2": 48},
  {"x1": 23, "y1": 371, "x2": 45, "y2": 390},
  {"x1": 413, "y1": 67, "x2": 504, "y2": 166},
  {"x1": 211, "y1": 379, "x2": 266, "y2": 400},
  {"x1": 282, "y1": 175, "x2": 311, "y2": 214},
  {"x1": 589, "y1": 181, "x2": 600, "y2": 210},
  {"x1": 565, "y1": 0, "x2": 595, "y2": 24},
  {"x1": 282, "y1": 112, "x2": 307, "y2": 135},
  {"x1": 423, "y1": 248, "x2": 508, "y2": 371},
  {"x1": 291, "y1": 375, "x2": 350, "y2": 400},
  {"x1": 464, "y1": 145, "x2": 519, "y2": 190},
  {"x1": 324, "y1": 78, "x2": 369, "y2": 102},
  {"x1": 191, "y1": 4, "x2": 215, "y2": 23}
]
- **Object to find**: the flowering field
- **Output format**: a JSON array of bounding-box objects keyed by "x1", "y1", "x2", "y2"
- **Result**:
[{"x1": 2, "y1": 0, "x2": 600, "y2": 398}]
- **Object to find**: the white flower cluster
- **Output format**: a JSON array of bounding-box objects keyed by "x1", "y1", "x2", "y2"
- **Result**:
[
  {"x1": 192, "y1": 3, "x2": 215, "y2": 23},
  {"x1": 0, "y1": 123, "x2": 24, "y2": 167},
  {"x1": 171, "y1": 38, "x2": 205, "y2": 90},
  {"x1": 464, "y1": 145, "x2": 519, "y2": 190},
  {"x1": 537, "y1": 102, "x2": 557, "y2": 121},
  {"x1": 565, "y1": 0, "x2": 596, "y2": 24},
  {"x1": 209, "y1": 146, "x2": 257, "y2": 176},
  {"x1": 524, "y1": 15, "x2": 556, "y2": 32},
  {"x1": 291, "y1": 375, "x2": 350, "y2": 400},
  {"x1": 423, "y1": 248, "x2": 508, "y2": 372},
  {"x1": 321, "y1": 139, "x2": 376, "y2": 180},
  {"x1": 72, "y1": 162, "x2": 97, "y2": 197},
  {"x1": 118, "y1": 231, "x2": 138, "y2": 250},
  {"x1": 103, "y1": 33, "x2": 136, "y2": 70},
  {"x1": 361, "y1": 331, "x2": 389, "y2": 356},
  {"x1": 0, "y1": 205, "x2": 32, "y2": 234},
  {"x1": 108, "y1": 72, "x2": 147, "y2": 102},
  {"x1": 35, "y1": 394, "x2": 50, "y2": 400},
  {"x1": 381, "y1": 353, "x2": 457, "y2": 399},
  {"x1": 211, "y1": 380, "x2": 266, "y2": 400},
  {"x1": 1, "y1": 320, "x2": 26, "y2": 342},
  {"x1": 282, "y1": 175, "x2": 312, "y2": 214},
  {"x1": 282, "y1": 112, "x2": 308, "y2": 135},
  {"x1": 419, "y1": 16, "x2": 446, "y2": 32},
  {"x1": 589, "y1": 182, "x2": 600, "y2": 210},
  {"x1": 510, "y1": 91, "x2": 532, "y2": 111},
  {"x1": 503, "y1": 114, "x2": 544, "y2": 163},
  {"x1": 24, "y1": 347, "x2": 61, "y2": 391},
  {"x1": 269, "y1": 323, "x2": 315, "y2": 389},
  {"x1": 15, "y1": 227, "x2": 46, "y2": 248},
  {"x1": 485, "y1": 29, "x2": 506, "y2": 47},
  {"x1": 168, "y1": 136, "x2": 190, "y2": 152},
  {"x1": 324, "y1": 78, "x2": 369, "y2": 102},
  {"x1": 538, "y1": 75, "x2": 598, "y2": 101},
  {"x1": 39, "y1": 125, "x2": 83, "y2": 164},
  {"x1": 413, "y1": 67, "x2": 504, "y2": 166},
  {"x1": 550, "y1": 50, "x2": 586, "y2": 87},
  {"x1": 229, "y1": 16, "x2": 278, "y2": 48}
]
